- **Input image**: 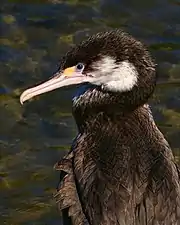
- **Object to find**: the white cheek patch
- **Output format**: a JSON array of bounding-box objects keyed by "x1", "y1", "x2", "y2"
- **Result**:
[{"x1": 89, "y1": 56, "x2": 138, "y2": 92}]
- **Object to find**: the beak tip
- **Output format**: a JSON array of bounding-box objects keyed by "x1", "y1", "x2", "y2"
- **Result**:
[
  {"x1": 20, "y1": 99, "x2": 24, "y2": 105},
  {"x1": 20, "y1": 93, "x2": 25, "y2": 105}
]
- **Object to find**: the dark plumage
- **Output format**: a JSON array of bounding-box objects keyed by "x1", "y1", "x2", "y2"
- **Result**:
[
  {"x1": 20, "y1": 30, "x2": 180, "y2": 225},
  {"x1": 69, "y1": 30, "x2": 156, "y2": 129}
]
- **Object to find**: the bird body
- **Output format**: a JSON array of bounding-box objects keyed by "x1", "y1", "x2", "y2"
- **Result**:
[
  {"x1": 20, "y1": 30, "x2": 180, "y2": 225},
  {"x1": 55, "y1": 104, "x2": 180, "y2": 225}
]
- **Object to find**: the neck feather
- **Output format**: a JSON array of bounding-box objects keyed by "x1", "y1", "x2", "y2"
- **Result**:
[{"x1": 73, "y1": 104, "x2": 174, "y2": 188}]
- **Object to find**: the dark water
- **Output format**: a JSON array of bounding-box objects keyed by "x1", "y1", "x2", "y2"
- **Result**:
[{"x1": 0, "y1": 1, "x2": 180, "y2": 224}]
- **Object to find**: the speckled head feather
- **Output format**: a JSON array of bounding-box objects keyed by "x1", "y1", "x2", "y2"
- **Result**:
[{"x1": 58, "y1": 30, "x2": 156, "y2": 125}]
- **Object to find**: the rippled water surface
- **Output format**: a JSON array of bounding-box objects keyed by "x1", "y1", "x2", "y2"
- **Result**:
[{"x1": 0, "y1": 1, "x2": 180, "y2": 224}]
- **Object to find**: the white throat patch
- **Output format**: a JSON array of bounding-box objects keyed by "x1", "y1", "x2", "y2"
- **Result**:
[{"x1": 88, "y1": 56, "x2": 138, "y2": 92}]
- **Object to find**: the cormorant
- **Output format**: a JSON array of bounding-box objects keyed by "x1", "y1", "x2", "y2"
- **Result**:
[{"x1": 20, "y1": 30, "x2": 180, "y2": 225}]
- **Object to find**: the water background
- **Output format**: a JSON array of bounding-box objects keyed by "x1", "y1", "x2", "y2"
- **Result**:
[{"x1": 0, "y1": 1, "x2": 180, "y2": 224}]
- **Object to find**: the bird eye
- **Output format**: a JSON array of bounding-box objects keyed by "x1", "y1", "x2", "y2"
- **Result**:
[{"x1": 76, "y1": 63, "x2": 84, "y2": 72}]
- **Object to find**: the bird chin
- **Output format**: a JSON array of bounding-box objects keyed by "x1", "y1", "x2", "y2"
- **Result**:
[{"x1": 72, "y1": 83, "x2": 96, "y2": 101}]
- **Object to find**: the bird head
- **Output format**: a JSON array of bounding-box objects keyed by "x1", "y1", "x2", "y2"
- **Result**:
[{"x1": 20, "y1": 30, "x2": 156, "y2": 117}]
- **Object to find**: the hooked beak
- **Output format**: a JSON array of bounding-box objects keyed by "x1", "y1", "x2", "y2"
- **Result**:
[{"x1": 20, "y1": 66, "x2": 89, "y2": 104}]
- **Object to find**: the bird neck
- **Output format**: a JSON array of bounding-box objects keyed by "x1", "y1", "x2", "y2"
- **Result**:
[
  {"x1": 72, "y1": 81, "x2": 156, "y2": 129},
  {"x1": 74, "y1": 104, "x2": 170, "y2": 187}
]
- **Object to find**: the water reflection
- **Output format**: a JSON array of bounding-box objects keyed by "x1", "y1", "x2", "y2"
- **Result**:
[{"x1": 0, "y1": 1, "x2": 179, "y2": 224}]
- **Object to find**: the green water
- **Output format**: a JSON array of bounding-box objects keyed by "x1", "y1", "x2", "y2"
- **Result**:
[{"x1": 0, "y1": 1, "x2": 180, "y2": 224}]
